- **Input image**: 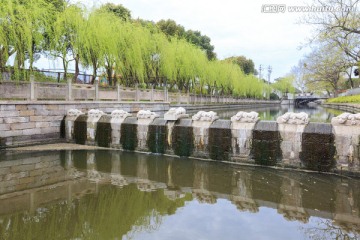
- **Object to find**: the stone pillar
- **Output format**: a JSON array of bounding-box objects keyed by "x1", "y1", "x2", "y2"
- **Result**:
[
  {"x1": 30, "y1": 76, "x2": 36, "y2": 101},
  {"x1": 164, "y1": 86, "x2": 168, "y2": 102},
  {"x1": 137, "y1": 110, "x2": 159, "y2": 151},
  {"x1": 86, "y1": 109, "x2": 105, "y2": 145},
  {"x1": 192, "y1": 111, "x2": 218, "y2": 158},
  {"x1": 117, "y1": 83, "x2": 121, "y2": 101},
  {"x1": 332, "y1": 113, "x2": 360, "y2": 171},
  {"x1": 65, "y1": 109, "x2": 84, "y2": 141},
  {"x1": 135, "y1": 84, "x2": 139, "y2": 101},
  {"x1": 110, "y1": 110, "x2": 131, "y2": 148},
  {"x1": 150, "y1": 85, "x2": 154, "y2": 102},
  {"x1": 187, "y1": 91, "x2": 190, "y2": 104},
  {"x1": 230, "y1": 111, "x2": 259, "y2": 160},
  {"x1": 95, "y1": 79, "x2": 99, "y2": 101},
  {"x1": 277, "y1": 112, "x2": 309, "y2": 166},
  {"x1": 67, "y1": 78, "x2": 72, "y2": 101}
]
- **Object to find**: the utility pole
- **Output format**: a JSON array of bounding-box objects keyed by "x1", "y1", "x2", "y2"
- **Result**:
[
  {"x1": 267, "y1": 65, "x2": 272, "y2": 84},
  {"x1": 259, "y1": 65, "x2": 263, "y2": 80}
]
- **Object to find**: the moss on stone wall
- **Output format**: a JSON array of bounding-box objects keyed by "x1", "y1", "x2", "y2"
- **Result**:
[
  {"x1": 208, "y1": 127, "x2": 232, "y2": 161},
  {"x1": 147, "y1": 124, "x2": 168, "y2": 154},
  {"x1": 74, "y1": 115, "x2": 87, "y2": 145},
  {"x1": 96, "y1": 117, "x2": 112, "y2": 148},
  {"x1": 172, "y1": 125, "x2": 194, "y2": 157},
  {"x1": 120, "y1": 123, "x2": 138, "y2": 151}
]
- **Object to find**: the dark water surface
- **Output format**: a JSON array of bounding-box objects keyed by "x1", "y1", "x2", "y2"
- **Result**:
[{"x1": 0, "y1": 150, "x2": 359, "y2": 239}]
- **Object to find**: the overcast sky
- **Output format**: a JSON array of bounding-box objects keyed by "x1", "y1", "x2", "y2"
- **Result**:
[{"x1": 69, "y1": 0, "x2": 315, "y2": 81}]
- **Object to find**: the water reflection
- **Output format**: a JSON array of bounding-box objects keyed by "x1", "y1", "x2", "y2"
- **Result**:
[{"x1": 0, "y1": 150, "x2": 359, "y2": 239}]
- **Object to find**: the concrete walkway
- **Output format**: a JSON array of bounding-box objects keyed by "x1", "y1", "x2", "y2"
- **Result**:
[{"x1": 10, "y1": 143, "x2": 110, "y2": 152}]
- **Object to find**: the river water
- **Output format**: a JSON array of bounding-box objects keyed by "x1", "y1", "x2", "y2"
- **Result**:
[
  {"x1": 186, "y1": 104, "x2": 344, "y2": 122},
  {"x1": 0, "y1": 150, "x2": 359, "y2": 240}
]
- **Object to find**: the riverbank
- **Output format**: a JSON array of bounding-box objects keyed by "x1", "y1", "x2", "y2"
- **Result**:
[
  {"x1": 321, "y1": 102, "x2": 360, "y2": 113},
  {"x1": 0, "y1": 100, "x2": 279, "y2": 148}
]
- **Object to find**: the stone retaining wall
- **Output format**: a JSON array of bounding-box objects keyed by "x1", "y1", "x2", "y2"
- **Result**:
[
  {"x1": 0, "y1": 101, "x2": 169, "y2": 148},
  {"x1": 65, "y1": 109, "x2": 360, "y2": 175}
]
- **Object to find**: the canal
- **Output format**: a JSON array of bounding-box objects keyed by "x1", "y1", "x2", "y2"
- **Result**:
[
  {"x1": 0, "y1": 149, "x2": 359, "y2": 240},
  {"x1": 0, "y1": 104, "x2": 356, "y2": 239},
  {"x1": 186, "y1": 104, "x2": 344, "y2": 122}
]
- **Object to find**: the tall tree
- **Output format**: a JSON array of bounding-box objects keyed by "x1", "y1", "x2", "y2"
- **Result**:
[
  {"x1": 156, "y1": 19, "x2": 216, "y2": 60},
  {"x1": 302, "y1": 44, "x2": 349, "y2": 96},
  {"x1": 50, "y1": 4, "x2": 84, "y2": 81},
  {"x1": 291, "y1": 60, "x2": 307, "y2": 94},
  {"x1": 185, "y1": 30, "x2": 216, "y2": 60},
  {"x1": 272, "y1": 75, "x2": 295, "y2": 95},
  {"x1": 303, "y1": 0, "x2": 360, "y2": 87},
  {"x1": 100, "y1": 3, "x2": 131, "y2": 21},
  {"x1": 156, "y1": 19, "x2": 185, "y2": 38},
  {"x1": 224, "y1": 56, "x2": 255, "y2": 75}
]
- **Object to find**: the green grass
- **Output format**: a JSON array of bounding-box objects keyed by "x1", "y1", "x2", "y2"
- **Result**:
[{"x1": 327, "y1": 95, "x2": 360, "y2": 103}]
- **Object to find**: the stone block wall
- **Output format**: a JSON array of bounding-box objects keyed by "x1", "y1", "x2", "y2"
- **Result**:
[
  {"x1": 65, "y1": 109, "x2": 360, "y2": 175},
  {"x1": 0, "y1": 101, "x2": 169, "y2": 148},
  {"x1": 0, "y1": 152, "x2": 67, "y2": 194}
]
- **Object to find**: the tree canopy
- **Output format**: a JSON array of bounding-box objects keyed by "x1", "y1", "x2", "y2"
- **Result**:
[
  {"x1": 297, "y1": 0, "x2": 360, "y2": 94},
  {"x1": 224, "y1": 56, "x2": 256, "y2": 75},
  {"x1": 0, "y1": 0, "x2": 266, "y2": 98}
]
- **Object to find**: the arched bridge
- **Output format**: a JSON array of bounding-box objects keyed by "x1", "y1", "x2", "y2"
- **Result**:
[{"x1": 294, "y1": 96, "x2": 328, "y2": 106}]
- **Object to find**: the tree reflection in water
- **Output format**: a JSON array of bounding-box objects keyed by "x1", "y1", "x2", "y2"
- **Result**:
[{"x1": 302, "y1": 219, "x2": 360, "y2": 240}]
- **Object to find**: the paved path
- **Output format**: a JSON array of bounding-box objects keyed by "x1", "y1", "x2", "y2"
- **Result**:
[{"x1": 10, "y1": 143, "x2": 110, "y2": 151}]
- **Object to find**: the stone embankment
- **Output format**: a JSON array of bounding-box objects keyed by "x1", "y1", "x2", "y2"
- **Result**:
[
  {"x1": 0, "y1": 101, "x2": 278, "y2": 148},
  {"x1": 0, "y1": 101, "x2": 168, "y2": 148},
  {"x1": 65, "y1": 107, "x2": 360, "y2": 176}
]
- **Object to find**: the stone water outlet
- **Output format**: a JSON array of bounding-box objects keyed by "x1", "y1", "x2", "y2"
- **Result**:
[{"x1": 65, "y1": 108, "x2": 360, "y2": 175}]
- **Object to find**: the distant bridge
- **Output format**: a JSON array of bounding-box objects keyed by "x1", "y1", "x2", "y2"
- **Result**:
[{"x1": 294, "y1": 96, "x2": 328, "y2": 107}]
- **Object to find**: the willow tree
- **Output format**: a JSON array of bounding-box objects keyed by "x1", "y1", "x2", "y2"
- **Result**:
[
  {"x1": 11, "y1": 0, "x2": 54, "y2": 73},
  {"x1": 0, "y1": 2, "x2": 16, "y2": 71},
  {"x1": 159, "y1": 37, "x2": 208, "y2": 91},
  {"x1": 51, "y1": 4, "x2": 84, "y2": 81},
  {"x1": 78, "y1": 10, "x2": 108, "y2": 83},
  {"x1": 0, "y1": 0, "x2": 54, "y2": 77},
  {"x1": 140, "y1": 32, "x2": 169, "y2": 88},
  {"x1": 114, "y1": 21, "x2": 149, "y2": 86},
  {"x1": 272, "y1": 75, "x2": 295, "y2": 96},
  {"x1": 94, "y1": 10, "x2": 126, "y2": 86}
]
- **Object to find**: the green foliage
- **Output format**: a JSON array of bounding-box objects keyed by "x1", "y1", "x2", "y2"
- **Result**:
[
  {"x1": 270, "y1": 93, "x2": 280, "y2": 100},
  {"x1": 156, "y1": 19, "x2": 185, "y2": 38},
  {"x1": 0, "y1": 0, "x2": 56, "y2": 75},
  {"x1": 100, "y1": 3, "x2": 131, "y2": 21},
  {"x1": 156, "y1": 19, "x2": 216, "y2": 60},
  {"x1": 327, "y1": 94, "x2": 360, "y2": 103},
  {"x1": 224, "y1": 56, "x2": 255, "y2": 75},
  {"x1": 0, "y1": 1, "x2": 268, "y2": 99},
  {"x1": 185, "y1": 30, "x2": 216, "y2": 60},
  {"x1": 272, "y1": 75, "x2": 295, "y2": 94}
]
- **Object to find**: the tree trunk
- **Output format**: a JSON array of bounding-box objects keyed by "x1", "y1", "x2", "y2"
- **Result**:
[
  {"x1": 62, "y1": 58, "x2": 68, "y2": 81},
  {"x1": 74, "y1": 54, "x2": 80, "y2": 83},
  {"x1": 105, "y1": 65, "x2": 113, "y2": 86},
  {"x1": 91, "y1": 57, "x2": 97, "y2": 85}
]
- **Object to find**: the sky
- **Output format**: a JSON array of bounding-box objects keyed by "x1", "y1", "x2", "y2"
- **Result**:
[{"x1": 53, "y1": 0, "x2": 315, "y2": 81}]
